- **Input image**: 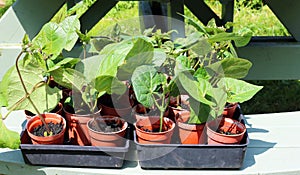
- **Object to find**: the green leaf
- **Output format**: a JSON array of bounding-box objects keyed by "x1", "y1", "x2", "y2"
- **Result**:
[
  {"x1": 117, "y1": 38, "x2": 154, "y2": 80},
  {"x1": 76, "y1": 30, "x2": 90, "y2": 44},
  {"x1": 188, "y1": 87, "x2": 227, "y2": 123},
  {"x1": 131, "y1": 65, "x2": 166, "y2": 108},
  {"x1": 93, "y1": 76, "x2": 126, "y2": 95},
  {"x1": 206, "y1": 57, "x2": 252, "y2": 79},
  {"x1": 191, "y1": 38, "x2": 212, "y2": 56},
  {"x1": 51, "y1": 68, "x2": 86, "y2": 91},
  {"x1": 152, "y1": 48, "x2": 166, "y2": 68},
  {"x1": 175, "y1": 32, "x2": 201, "y2": 49},
  {"x1": 21, "y1": 53, "x2": 32, "y2": 68},
  {"x1": 180, "y1": 14, "x2": 208, "y2": 35},
  {"x1": 208, "y1": 31, "x2": 252, "y2": 47},
  {"x1": 100, "y1": 39, "x2": 133, "y2": 57},
  {"x1": 233, "y1": 28, "x2": 253, "y2": 47},
  {"x1": 0, "y1": 82, "x2": 6, "y2": 107},
  {"x1": 79, "y1": 55, "x2": 103, "y2": 82},
  {"x1": 60, "y1": 15, "x2": 80, "y2": 51},
  {"x1": 111, "y1": 23, "x2": 121, "y2": 38},
  {"x1": 0, "y1": 118, "x2": 20, "y2": 149},
  {"x1": 22, "y1": 34, "x2": 30, "y2": 46},
  {"x1": 46, "y1": 59, "x2": 55, "y2": 71},
  {"x1": 204, "y1": 19, "x2": 226, "y2": 35},
  {"x1": 32, "y1": 22, "x2": 66, "y2": 57},
  {"x1": 188, "y1": 97, "x2": 211, "y2": 124},
  {"x1": 0, "y1": 66, "x2": 14, "y2": 107},
  {"x1": 47, "y1": 57, "x2": 81, "y2": 72},
  {"x1": 99, "y1": 40, "x2": 133, "y2": 76},
  {"x1": 6, "y1": 63, "x2": 61, "y2": 113},
  {"x1": 210, "y1": 87, "x2": 227, "y2": 117},
  {"x1": 222, "y1": 78, "x2": 263, "y2": 103},
  {"x1": 194, "y1": 67, "x2": 210, "y2": 80},
  {"x1": 178, "y1": 72, "x2": 214, "y2": 106},
  {"x1": 90, "y1": 37, "x2": 114, "y2": 52},
  {"x1": 175, "y1": 56, "x2": 193, "y2": 76}
]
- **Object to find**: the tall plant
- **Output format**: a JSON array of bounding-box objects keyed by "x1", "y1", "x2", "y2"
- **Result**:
[
  {"x1": 0, "y1": 15, "x2": 81, "y2": 148},
  {"x1": 174, "y1": 17, "x2": 263, "y2": 123}
]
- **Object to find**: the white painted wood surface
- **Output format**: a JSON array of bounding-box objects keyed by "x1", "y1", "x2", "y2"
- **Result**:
[{"x1": 1, "y1": 110, "x2": 300, "y2": 175}]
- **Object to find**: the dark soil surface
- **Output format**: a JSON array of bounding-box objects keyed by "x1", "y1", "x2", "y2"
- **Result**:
[
  {"x1": 90, "y1": 118, "x2": 124, "y2": 133},
  {"x1": 138, "y1": 124, "x2": 171, "y2": 133},
  {"x1": 33, "y1": 122, "x2": 63, "y2": 137},
  {"x1": 216, "y1": 128, "x2": 240, "y2": 135}
]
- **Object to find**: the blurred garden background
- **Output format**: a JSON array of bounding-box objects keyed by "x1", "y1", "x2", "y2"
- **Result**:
[{"x1": 1, "y1": 0, "x2": 300, "y2": 114}]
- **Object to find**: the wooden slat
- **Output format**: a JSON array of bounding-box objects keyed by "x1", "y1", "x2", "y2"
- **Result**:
[{"x1": 237, "y1": 37, "x2": 300, "y2": 80}]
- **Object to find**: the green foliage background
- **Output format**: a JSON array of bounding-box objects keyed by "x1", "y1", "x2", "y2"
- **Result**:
[{"x1": 1, "y1": 0, "x2": 300, "y2": 114}]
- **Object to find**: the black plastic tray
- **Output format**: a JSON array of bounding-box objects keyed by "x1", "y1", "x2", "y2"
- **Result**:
[
  {"x1": 20, "y1": 128, "x2": 130, "y2": 168},
  {"x1": 134, "y1": 106, "x2": 249, "y2": 169}
]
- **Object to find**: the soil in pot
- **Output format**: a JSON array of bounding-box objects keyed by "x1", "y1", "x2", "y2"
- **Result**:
[
  {"x1": 26, "y1": 113, "x2": 66, "y2": 145},
  {"x1": 63, "y1": 105, "x2": 101, "y2": 146},
  {"x1": 134, "y1": 117, "x2": 175, "y2": 144},
  {"x1": 87, "y1": 116, "x2": 128, "y2": 147},
  {"x1": 206, "y1": 117, "x2": 246, "y2": 145},
  {"x1": 32, "y1": 121, "x2": 63, "y2": 136}
]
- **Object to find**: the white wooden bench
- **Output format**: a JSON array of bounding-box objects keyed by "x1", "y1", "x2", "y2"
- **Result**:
[{"x1": 1, "y1": 109, "x2": 300, "y2": 175}]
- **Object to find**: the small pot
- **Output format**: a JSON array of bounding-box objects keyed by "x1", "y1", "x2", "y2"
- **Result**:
[
  {"x1": 63, "y1": 106, "x2": 101, "y2": 146},
  {"x1": 26, "y1": 113, "x2": 66, "y2": 145},
  {"x1": 222, "y1": 103, "x2": 238, "y2": 118},
  {"x1": 206, "y1": 117, "x2": 246, "y2": 145},
  {"x1": 98, "y1": 92, "x2": 134, "y2": 118},
  {"x1": 25, "y1": 102, "x2": 63, "y2": 121},
  {"x1": 133, "y1": 104, "x2": 171, "y2": 123},
  {"x1": 100, "y1": 104, "x2": 132, "y2": 118},
  {"x1": 173, "y1": 108, "x2": 206, "y2": 144},
  {"x1": 87, "y1": 116, "x2": 128, "y2": 147},
  {"x1": 134, "y1": 117, "x2": 175, "y2": 144}
]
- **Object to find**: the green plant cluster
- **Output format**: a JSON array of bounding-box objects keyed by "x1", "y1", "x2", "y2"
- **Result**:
[
  {"x1": 0, "y1": 13, "x2": 263, "y2": 148},
  {"x1": 235, "y1": 0, "x2": 264, "y2": 10}
]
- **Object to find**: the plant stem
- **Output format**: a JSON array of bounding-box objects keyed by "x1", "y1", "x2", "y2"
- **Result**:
[
  {"x1": 2, "y1": 81, "x2": 44, "y2": 120},
  {"x1": 193, "y1": 57, "x2": 202, "y2": 70},
  {"x1": 15, "y1": 52, "x2": 50, "y2": 133},
  {"x1": 83, "y1": 44, "x2": 86, "y2": 60},
  {"x1": 159, "y1": 109, "x2": 164, "y2": 132},
  {"x1": 153, "y1": 93, "x2": 167, "y2": 132}
]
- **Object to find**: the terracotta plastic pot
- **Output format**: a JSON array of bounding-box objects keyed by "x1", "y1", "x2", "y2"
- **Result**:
[
  {"x1": 133, "y1": 104, "x2": 171, "y2": 123},
  {"x1": 25, "y1": 102, "x2": 63, "y2": 121},
  {"x1": 206, "y1": 117, "x2": 246, "y2": 145},
  {"x1": 26, "y1": 113, "x2": 66, "y2": 145},
  {"x1": 222, "y1": 103, "x2": 238, "y2": 118},
  {"x1": 100, "y1": 104, "x2": 132, "y2": 118},
  {"x1": 63, "y1": 106, "x2": 101, "y2": 146},
  {"x1": 87, "y1": 116, "x2": 128, "y2": 147},
  {"x1": 98, "y1": 92, "x2": 134, "y2": 117},
  {"x1": 134, "y1": 117, "x2": 175, "y2": 144},
  {"x1": 172, "y1": 108, "x2": 206, "y2": 144}
]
